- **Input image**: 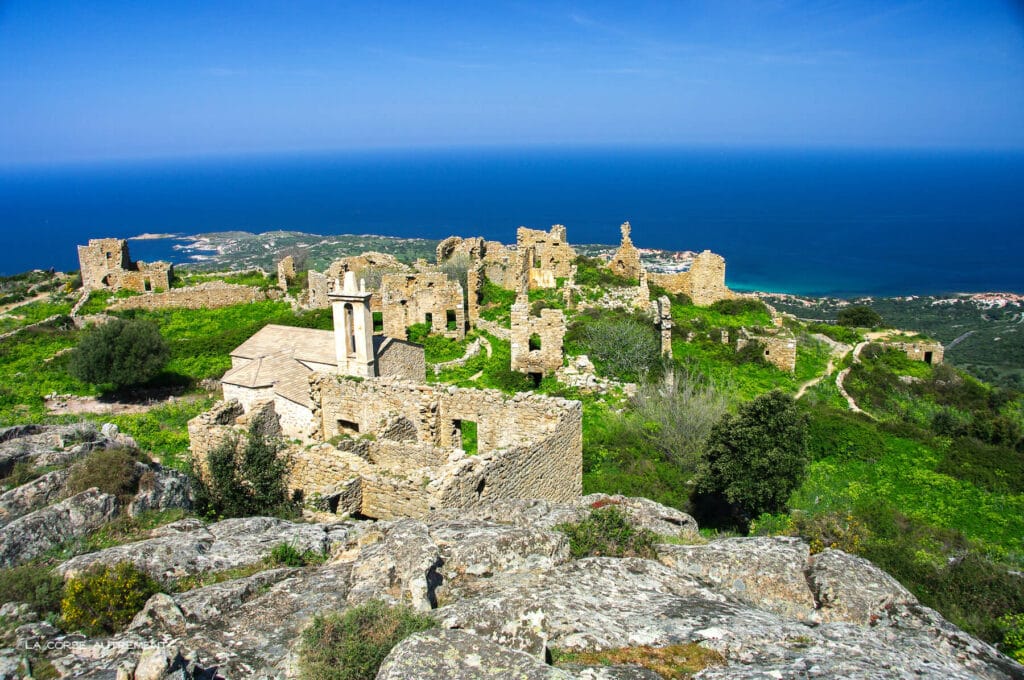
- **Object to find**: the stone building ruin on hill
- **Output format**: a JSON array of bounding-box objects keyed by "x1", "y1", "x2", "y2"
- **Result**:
[
  {"x1": 77, "y1": 238, "x2": 172, "y2": 293},
  {"x1": 380, "y1": 272, "x2": 466, "y2": 340}
]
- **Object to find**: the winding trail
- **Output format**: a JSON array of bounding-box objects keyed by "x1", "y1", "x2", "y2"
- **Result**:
[{"x1": 794, "y1": 334, "x2": 852, "y2": 401}]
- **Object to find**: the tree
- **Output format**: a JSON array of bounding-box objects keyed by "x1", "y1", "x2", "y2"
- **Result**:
[
  {"x1": 697, "y1": 390, "x2": 809, "y2": 523},
  {"x1": 837, "y1": 305, "x2": 883, "y2": 328},
  {"x1": 68, "y1": 318, "x2": 170, "y2": 389},
  {"x1": 192, "y1": 424, "x2": 297, "y2": 519},
  {"x1": 575, "y1": 313, "x2": 661, "y2": 382}
]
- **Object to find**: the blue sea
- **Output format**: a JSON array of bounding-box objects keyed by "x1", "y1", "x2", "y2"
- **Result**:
[{"x1": 1, "y1": 147, "x2": 1022, "y2": 297}]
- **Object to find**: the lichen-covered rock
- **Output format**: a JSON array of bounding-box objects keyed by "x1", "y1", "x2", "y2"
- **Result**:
[
  {"x1": 429, "y1": 495, "x2": 698, "y2": 540},
  {"x1": 346, "y1": 519, "x2": 443, "y2": 611},
  {"x1": 808, "y1": 548, "x2": 917, "y2": 624},
  {"x1": 127, "y1": 465, "x2": 193, "y2": 516},
  {"x1": 377, "y1": 629, "x2": 575, "y2": 680},
  {"x1": 0, "y1": 488, "x2": 117, "y2": 567},
  {"x1": 171, "y1": 567, "x2": 299, "y2": 624},
  {"x1": 57, "y1": 516, "x2": 350, "y2": 581},
  {"x1": 658, "y1": 536, "x2": 818, "y2": 621},
  {"x1": 0, "y1": 468, "x2": 70, "y2": 526}
]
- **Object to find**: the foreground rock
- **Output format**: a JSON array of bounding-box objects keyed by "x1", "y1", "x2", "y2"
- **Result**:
[
  {"x1": 0, "y1": 489, "x2": 117, "y2": 567},
  {"x1": 14, "y1": 498, "x2": 1021, "y2": 680}
]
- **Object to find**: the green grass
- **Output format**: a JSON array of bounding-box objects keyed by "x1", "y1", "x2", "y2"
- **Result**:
[
  {"x1": 670, "y1": 299, "x2": 773, "y2": 331},
  {"x1": 0, "y1": 300, "x2": 73, "y2": 333},
  {"x1": 174, "y1": 270, "x2": 275, "y2": 289},
  {"x1": 83, "y1": 398, "x2": 216, "y2": 469}
]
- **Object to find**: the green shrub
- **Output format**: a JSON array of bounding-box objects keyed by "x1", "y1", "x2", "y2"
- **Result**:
[
  {"x1": 269, "y1": 542, "x2": 324, "y2": 567},
  {"x1": 998, "y1": 613, "x2": 1024, "y2": 664},
  {"x1": 1, "y1": 460, "x2": 42, "y2": 489},
  {"x1": 298, "y1": 600, "x2": 436, "y2": 680},
  {"x1": 566, "y1": 310, "x2": 661, "y2": 382},
  {"x1": 837, "y1": 305, "x2": 883, "y2": 328},
  {"x1": 406, "y1": 322, "x2": 431, "y2": 344},
  {"x1": 68, "y1": 318, "x2": 170, "y2": 389},
  {"x1": 788, "y1": 510, "x2": 870, "y2": 554},
  {"x1": 937, "y1": 436, "x2": 1024, "y2": 493},
  {"x1": 709, "y1": 298, "x2": 768, "y2": 317},
  {"x1": 192, "y1": 425, "x2": 298, "y2": 519},
  {"x1": 806, "y1": 322, "x2": 861, "y2": 345},
  {"x1": 556, "y1": 505, "x2": 658, "y2": 559},
  {"x1": 696, "y1": 390, "x2": 809, "y2": 525},
  {"x1": 60, "y1": 561, "x2": 160, "y2": 635},
  {"x1": 64, "y1": 448, "x2": 143, "y2": 503},
  {"x1": 574, "y1": 256, "x2": 638, "y2": 288},
  {"x1": 805, "y1": 407, "x2": 884, "y2": 462},
  {"x1": 0, "y1": 564, "x2": 64, "y2": 617}
]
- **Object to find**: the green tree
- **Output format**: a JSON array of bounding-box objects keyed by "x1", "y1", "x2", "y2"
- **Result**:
[
  {"x1": 697, "y1": 390, "x2": 809, "y2": 523},
  {"x1": 837, "y1": 305, "x2": 883, "y2": 328},
  {"x1": 192, "y1": 425, "x2": 297, "y2": 519},
  {"x1": 68, "y1": 318, "x2": 170, "y2": 389}
]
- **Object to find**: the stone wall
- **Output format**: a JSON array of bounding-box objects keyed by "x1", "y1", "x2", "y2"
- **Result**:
[
  {"x1": 109, "y1": 282, "x2": 268, "y2": 311},
  {"x1": 518, "y1": 225, "x2": 576, "y2": 289},
  {"x1": 276, "y1": 256, "x2": 295, "y2": 292},
  {"x1": 304, "y1": 253, "x2": 407, "y2": 310},
  {"x1": 466, "y1": 264, "x2": 482, "y2": 328},
  {"x1": 649, "y1": 250, "x2": 734, "y2": 307},
  {"x1": 510, "y1": 293, "x2": 565, "y2": 376},
  {"x1": 653, "y1": 295, "x2": 673, "y2": 357},
  {"x1": 608, "y1": 222, "x2": 643, "y2": 280},
  {"x1": 77, "y1": 238, "x2": 172, "y2": 293},
  {"x1": 380, "y1": 272, "x2": 466, "y2": 340},
  {"x1": 436, "y1": 236, "x2": 486, "y2": 263},
  {"x1": 886, "y1": 341, "x2": 944, "y2": 365},
  {"x1": 377, "y1": 338, "x2": 427, "y2": 381},
  {"x1": 736, "y1": 328, "x2": 797, "y2": 372}
]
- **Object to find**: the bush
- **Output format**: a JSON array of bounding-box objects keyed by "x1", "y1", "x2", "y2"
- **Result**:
[
  {"x1": 556, "y1": 506, "x2": 658, "y2": 559},
  {"x1": 61, "y1": 561, "x2": 159, "y2": 635},
  {"x1": 569, "y1": 311, "x2": 661, "y2": 382},
  {"x1": 405, "y1": 322, "x2": 431, "y2": 344},
  {"x1": 805, "y1": 407, "x2": 885, "y2": 462},
  {"x1": 574, "y1": 256, "x2": 638, "y2": 288},
  {"x1": 68, "y1": 318, "x2": 170, "y2": 389},
  {"x1": 788, "y1": 510, "x2": 870, "y2": 554},
  {"x1": 0, "y1": 564, "x2": 64, "y2": 617},
  {"x1": 837, "y1": 305, "x2": 883, "y2": 328},
  {"x1": 696, "y1": 390, "x2": 809, "y2": 524},
  {"x1": 298, "y1": 600, "x2": 436, "y2": 680},
  {"x1": 709, "y1": 298, "x2": 768, "y2": 317},
  {"x1": 192, "y1": 425, "x2": 297, "y2": 519},
  {"x1": 65, "y1": 448, "x2": 143, "y2": 503},
  {"x1": 269, "y1": 542, "x2": 323, "y2": 567},
  {"x1": 937, "y1": 436, "x2": 1024, "y2": 493},
  {"x1": 998, "y1": 613, "x2": 1024, "y2": 663}
]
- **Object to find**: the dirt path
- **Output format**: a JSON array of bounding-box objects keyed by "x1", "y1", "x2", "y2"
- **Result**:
[
  {"x1": 834, "y1": 340, "x2": 874, "y2": 418},
  {"x1": 794, "y1": 335, "x2": 852, "y2": 400},
  {"x1": 0, "y1": 292, "x2": 49, "y2": 315},
  {"x1": 45, "y1": 391, "x2": 207, "y2": 417}
]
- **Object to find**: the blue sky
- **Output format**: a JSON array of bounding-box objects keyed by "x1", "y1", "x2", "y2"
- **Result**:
[{"x1": 1, "y1": 1, "x2": 1023, "y2": 163}]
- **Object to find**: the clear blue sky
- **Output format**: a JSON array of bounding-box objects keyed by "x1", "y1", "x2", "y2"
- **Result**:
[{"x1": 2, "y1": 1, "x2": 1023, "y2": 163}]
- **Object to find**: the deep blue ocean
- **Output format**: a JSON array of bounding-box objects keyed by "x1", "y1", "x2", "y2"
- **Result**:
[{"x1": 1, "y1": 147, "x2": 1022, "y2": 297}]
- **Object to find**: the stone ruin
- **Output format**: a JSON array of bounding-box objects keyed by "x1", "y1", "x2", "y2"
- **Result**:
[
  {"x1": 305, "y1": 252, "x2": 409, "y2": 309},
  {"x1": 77, "y1": 238, "x2": 172, "y2": 293},
  {"x1": 380, "y1": 272, "x2": 466, "y2": 340},
  {"x1": 648, "y1": 249, "x2": 734, "y2": 307},
  {"x1": 608, "y1": 221, "x2": 643, "y2": 281},
  {"x1": 436, "y1": 224, "x2": 577, "y2": 292},
  {"x1": 653, "y1": 295, "x2": 674, "y2": 358},
  {"x1": 276, "y1": 255, "x2": 295, "y2": 292},
  {"x1": 508, "y1": 247, "x2": 566, "y2": 378},
  {"x1": 736, "y1": 327, "x2": 798, "y2": 372},
  {"x1": 881, "y1": 340, "x2": 944, "y2": 365},
  {"x1": 190, "y1": 376, "x2": 582, "y2": 520}
]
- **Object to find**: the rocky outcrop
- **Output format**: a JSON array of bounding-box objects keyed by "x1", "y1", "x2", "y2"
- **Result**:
[
  {"x1": 0, "y1": 468, "x2": 70, "y2": 526},
  {"x1": 127, "y1": 465, "x2": 193, "y2": 516},
  {"x1": 56, "y1": 516, "x2": 350, "y2": 581},
  {"x1": 0, "y1": 489, "x2": 117, "y2": 567},
  {"x1": 378, "y1": 629, "x2": 574, "y2": 680},
  {"x1": 11, "y1": 497, "x2": 1020, "y2": 680}
]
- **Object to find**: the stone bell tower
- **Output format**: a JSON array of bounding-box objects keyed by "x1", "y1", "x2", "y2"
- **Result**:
[{"x1": 329, "y1": 271, "x2": 377, "y2": 378}]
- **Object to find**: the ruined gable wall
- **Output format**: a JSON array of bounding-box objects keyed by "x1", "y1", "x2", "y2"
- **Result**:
[
  {"x1": 380, "y1": 273, "x2": 466, "y2": 340},
  {"x1": 436, "y1": 236, "x2": 486, "y2": 264},
  {"x1": 608, "y1": 222, "x2": 643, "y2": 281},
  {"x1": 377, "y1": 339, "x2": 426, "y2": 382},
  {"x1": 108, "y1": 282, "x2": 267, "y2": 311},
  {"x1": 277, "y1": 256, "x2": 295, "y2": 292},
  {"x1": 517, "y1": 225, "x2": 576, "y2": 286}
]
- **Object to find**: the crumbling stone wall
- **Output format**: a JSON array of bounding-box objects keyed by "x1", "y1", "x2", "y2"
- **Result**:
[
  {"x1": 77, "y1": 238, "x2": 172, "y2": 293},
  {"x1": 436, "y1": 236, "x2": 486, "y2": 264},
  {"x1": 466, "y1": 264, "x2": 483, "y2": 328},
  {"x1": 653, "y1": 295, "x2": 673, "y2": 357},
  {"x1": 304, "y1": 253, "x2": 407, "y2": 310},
  {"x1": 377, "y1": 338, "x2": 427, "y2": 381},
  {"x1": 276, "y1": 256, "x2": 295, "y2": 292},
  {"x1": 518, "y1": 225, "x2": 575, "y2": 289},
  {"x1": 109, "y1": 282, "x2": 267, "y2": 311},
  {"x1": 380, "y1": 272, "x2": 466, "y2": 340},
  {"x1": 608, "y1": 222, "x2": 643, "y2": 281},
  {"x1": 187, "y1": 399, "x2": 282, "y2": 478},
  {"x1": 649, "y1": 250, "x2": 733, "y2": 307},
  {"x1": 736, "y1": 327, "x2": 797, "y2": 372},
  {"x1": 885, "y1": 341, "x2": 944, "y2": 365},
  {"x1": 510, "y1": 292, "x2": 565, "y2": 376}
]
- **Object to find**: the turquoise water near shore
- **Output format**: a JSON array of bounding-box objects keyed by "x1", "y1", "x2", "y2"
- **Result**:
[{"x1": 1, "y1": 147, "x2": 1022, "y2": 296}]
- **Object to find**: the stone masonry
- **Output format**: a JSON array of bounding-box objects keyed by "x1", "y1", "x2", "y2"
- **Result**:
[
  {"x1": 736, "y1": 327, "x2": 798, "y2": 372},
  {"x1": 380, "y1": 272, "x2": 466, "y2": 340},
  {"x1": 518, "y1": 225, "x2": 576, "y2": 289},
  {"x1": 276, "y1": 256, "x2": 295, "y2": 292},
  {"x1": 77, "y1": 238, "x2": 172, "y2": 293},
  {"x1": 649, "y1": 249, "x2": 734, "y2": 307},
  {"x1": 608, "y1": 221, "x2": 643, "y2": 281},
  {"x1": 510, "y1": 293, "x2": 566, "y2": 377},
  {"x1": 436, "y1": 226, "x2": 577, "y2": 292},
  {"x1": 189, "y1": 376, "x2": 583, "y2": 521},
  {"x1": 885, "y1": 341, "x2": 944, "y2": 365},
  {"x1": 653, "y1": 295, "x2": 674, "y2": 357},
  {"x1": 108, "y1": 282, "x2": 268, "y2": 311}
]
